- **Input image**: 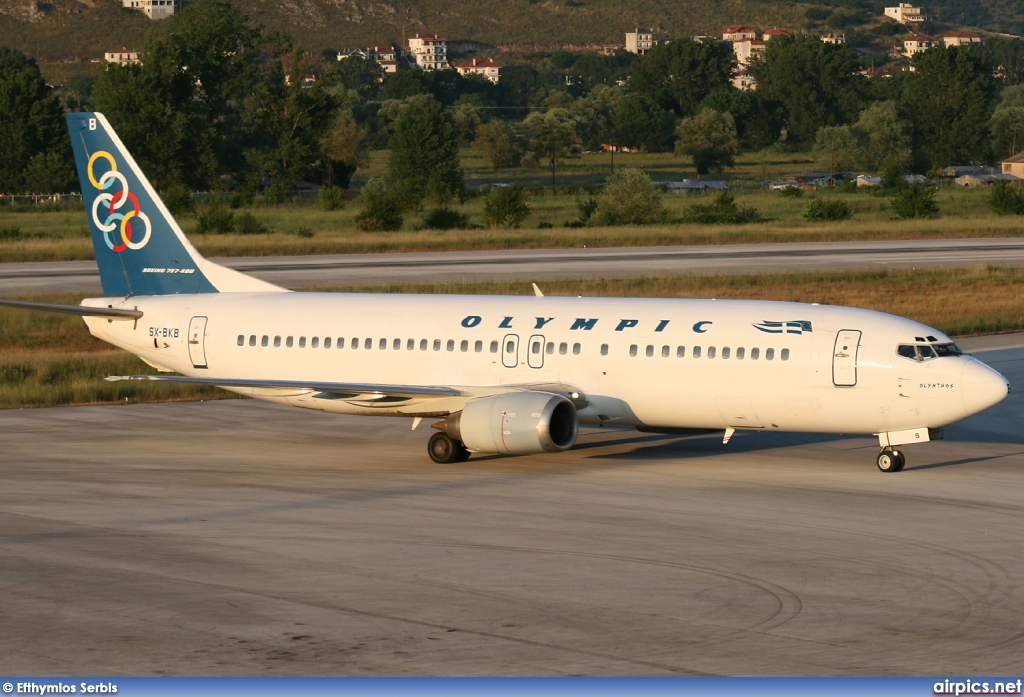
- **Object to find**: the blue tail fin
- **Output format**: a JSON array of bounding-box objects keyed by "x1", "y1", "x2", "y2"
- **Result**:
[{"x1": 67, "y1": 113, "x2": 284, "y2": 297}]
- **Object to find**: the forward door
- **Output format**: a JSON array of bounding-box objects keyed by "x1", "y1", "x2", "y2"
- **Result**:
[{"x1": 833, "y1": 330, "x2": 861, "y2": 387}]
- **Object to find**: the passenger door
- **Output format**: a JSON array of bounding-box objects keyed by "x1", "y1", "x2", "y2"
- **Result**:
[
  {"x1": 833, "y1": 330, "x2": 861, "y2": 387},
  {"x1": 188, "y1": 316, "x2": 208, "y2": 369}
]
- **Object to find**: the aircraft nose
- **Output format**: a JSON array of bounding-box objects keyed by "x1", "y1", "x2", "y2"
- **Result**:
[{"x1": 962, "y1": 359, "x2": 1010, "y2": 416}]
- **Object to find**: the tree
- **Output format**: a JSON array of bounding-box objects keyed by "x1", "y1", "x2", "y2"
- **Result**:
[
  {"x1": 902, "y1": 47, "x2": 997, "y2": 169},
  {"x1": 93, "y1": 0, "x2": 262, "y2": 189},
  {"x1": 355, "y1": 178, "x2": 403, "y2": 231},
  {"x1": 748, "y1": 34, "x2": 866, "y2": 145},
  {"x1": 332, "y1": 57, "x2": 384, "y2": 100},
  {"x1": 889, "y1": 183, "x2": 938, "y2": 219},
  {"x1": 592, "y1": 168, "x2": 664, "y2": 226},
  {"x1": 990, "y1": 107, "x2": 1024, "y2": 158},
  {"x1": 852, "y1": 100, "x2": 913, "y2": 171},
  {"x1": 0, "y1": 47, "x2": 74, "y2": 193},
  {"x1": 242, "y1": 47, "x2": 338, "y2": 190},
  {"x1": 985, "y1": 37, "x2": 1024, "y2": 86},
  {"x1": 989, "y1": 180, "x2": 1024, "y2": 215},
  {"x1": 387, "y1": 99, "x2": 463, "y2": 207},
  {"x1": 474, "y1": 121, "x2": 521, "y2": 169},
  {"x1": 674, "y1": 109, "x2": 739, "y2": 175},
  {"x1": 569, "y1": 84, "x2": 620, "y2": 149},
  {"x1": 523, "y1": 108, "x2": 582, "y2": 192},
  {"x1": 628, "y1": 39, "x2": 734, "y2": 117},
  {"x1": 813, "y1": 125, "x2": 862, "y2": 173},
  {"x1": 698, "y1": 86, "x2": 782, "y2": 150},
  {"x1": 611, "y1": 93, "x2": 675, "y2": 152},
  {"x1": 482, "y1": 185, "x2": 531, "y2": 228},
  {"x1": 320, "y1": 109, "x2": 371, "y2": 189}
]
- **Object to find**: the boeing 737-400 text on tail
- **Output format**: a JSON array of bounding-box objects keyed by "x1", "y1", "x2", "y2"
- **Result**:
[{"x1": 0, "y1": 113, "x2": 1011, "y2": 471}]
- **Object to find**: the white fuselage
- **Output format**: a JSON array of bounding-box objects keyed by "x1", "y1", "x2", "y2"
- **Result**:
[{"x1": 83, "y1": 292, "x2": 1010, "y2": 437}]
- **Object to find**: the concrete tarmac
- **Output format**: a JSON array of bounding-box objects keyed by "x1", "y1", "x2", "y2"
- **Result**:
[
  {"x1": 5, "y1": 237, "x2": 1024, "y2": 294},
  {"x1": 0, "y1": 343, "x2": 1022, "y2": 676}
]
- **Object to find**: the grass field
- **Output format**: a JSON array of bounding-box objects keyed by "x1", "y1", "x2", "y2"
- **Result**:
[
  {"x1": 3, "y1": 155, "x2": 1023, "y2": 262},
  {"x1": 3, "y1": 266, "x2": 1022, "y2": 409}
]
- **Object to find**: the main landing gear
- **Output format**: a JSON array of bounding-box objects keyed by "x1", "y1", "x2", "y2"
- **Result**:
[
  {"x1": 428, "y1": 432, "x2": 471, "y2": 464},
  {"x1": 876, "y1": 448, "x2": 906, "y2": 473}
]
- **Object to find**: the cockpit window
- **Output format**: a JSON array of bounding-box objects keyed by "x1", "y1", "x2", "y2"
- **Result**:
[{"x1": 897, "y1": 343, "x2": 963, "y2": 362}]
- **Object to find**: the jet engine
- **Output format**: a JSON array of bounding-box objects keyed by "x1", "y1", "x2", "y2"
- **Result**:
[{"x1": 446, "y1": 392, "x2": 579, "y2": 455}]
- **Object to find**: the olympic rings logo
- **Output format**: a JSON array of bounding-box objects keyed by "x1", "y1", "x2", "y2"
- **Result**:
[{"x1": 88, "y1": 150, "x2": 152, "y2": 253}]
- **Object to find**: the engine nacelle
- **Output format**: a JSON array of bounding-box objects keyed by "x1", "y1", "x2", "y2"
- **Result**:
[{"x1": 447, "y1": 392, "x2": 579, "y2": 455}]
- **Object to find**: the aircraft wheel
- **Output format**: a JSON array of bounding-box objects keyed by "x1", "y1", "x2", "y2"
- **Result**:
[
  {"x1": 428, "y1": 432, "x2": 459, "y2": 464},
  {"x1": 877, "y1": 449, "x2": 904, "y2": 473}
]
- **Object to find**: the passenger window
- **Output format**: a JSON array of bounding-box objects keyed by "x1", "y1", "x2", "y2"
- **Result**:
[
  {"x1": 558, "y1": 342, "x2": 567, "y2": 355},
  {"x1": 601, "y1": 344, "x2": 609, "y2": 356},
  {"x1": 237, "y1": 335, "x2": 244, "y2": 346},
  {"x1": 532, "y1": 341, "x2": 541, "y2": 354},
  {"x1": 766, "y1": 348, "x2": 775, "y2": 360},
  {"x1": 629, "y1": 345, "x2": 638, "y2": 357},
  {"x1": 736, "y1": 347, "x2": 745, "y2": 360},
  {"x1": 407, "y1": 339, "x2": 415, "y2": 350},
  {"x1": 722, "y1": 347, "x2": 730, "y2": 359},
  {"x1": 312, "y1": 337, "x2": 319, "y2": 349},
  {"x1": 393, "y1": 338, "x2": 401, "y2": 350},
  {"x1": 506, "y1": 340, "x2": 515, "y2": 354},
  {"x1": 337, "y1": 338, "x2": 345, "y2": 349},
  {"x1": 646, "y1": 345, "x2": 654, "y2": 357},
  {"x1": 249, "y1": 335, "x2": 256, "y2": 346},
  {"x1": 447, "y1": 339, "x2": 455, "y2": 352},
  {"x1": 325, "y1": 337, "x2": 332, "y2": 349},
  {"x1": 378, "y1": 338, "x2": 386, "y2": 350},
  {"x1": 708, "y1": 346, "x2": 716, "y2": 359},
  {"x1": 573, "y1": 343, "x2": 581, "y2": 355},
  {"x1": 491, "y1": 341, "x2": 499, "y2": 353},
  {"x1": 420, "y1": 339, "x2": 428, "y2": 351},
  {"x1": 751, "y1": 347, "x2": 759, "y2": 360},
  {"x1": 475, "y1": 340, "x2": 483, "y2": 352},
  {"x1": 433, "y1": 339, "x2": 441, "y2": 351},
  {"x1": 299, "y1": 337, "x2": 306, "y2": 348},
  {"x1": 262, "y1": 335, "x2": 269, "y2": 347},
  {"x1": 693, "y1": 346, "x2": 702, "y2": 358},
  {"x1": 274, "y1": 336, "x2": 281, "y2": 348},
  {"x1": 546, "y1": 342, "x2": 554, "y2": 355},
  {"x1": 460, "y1": 340, "x2": 468, "y2": 352},
  {"x1": 676, "y1": 346, "x2": 685, "y2": 358},
  {"x1": 351, "y1": 337, "x2": 358, "y2": 349},
  {"x1": 285, "y1": 336, "x2": 292, "y2": 348},
  {"x1": 781, "y1": 348, "x2": 790, "y2": 361},
  {"x1": 364, "y1": 338, "x2": 372, "y2": 350},
  {"x1": 662, "y1": 345, "x2": 670, "y2": 358}
]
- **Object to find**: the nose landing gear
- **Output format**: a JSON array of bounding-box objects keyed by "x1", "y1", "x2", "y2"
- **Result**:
[{"x1": 877, "y1": 448, "x2": 906, "y2": 472}]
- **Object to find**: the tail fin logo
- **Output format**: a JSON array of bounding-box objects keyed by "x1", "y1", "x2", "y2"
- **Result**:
[{"x1": 88, "y1": 150, "x2": 152, "y2": 253}]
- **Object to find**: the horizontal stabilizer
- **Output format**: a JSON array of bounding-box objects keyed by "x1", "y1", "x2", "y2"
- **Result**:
[
  {"x1": 0, "y1": 299, "x2": 142, "y2": 320},
  {"x1": 105, "y1": 374, "x2": 462, "y2": 398}
]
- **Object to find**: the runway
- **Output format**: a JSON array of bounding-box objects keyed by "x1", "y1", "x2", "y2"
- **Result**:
[
  {"x1": 5, "y1": 237, "x2": 1024, "y2": 294},
  {"x1": 1, "y1": 340, "x2": 1022, "y2": 675}
]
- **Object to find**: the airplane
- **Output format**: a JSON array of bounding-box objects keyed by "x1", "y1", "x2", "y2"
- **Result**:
[{"x1": 0, "y1": 112, "x2": 1011, "y2": 472}]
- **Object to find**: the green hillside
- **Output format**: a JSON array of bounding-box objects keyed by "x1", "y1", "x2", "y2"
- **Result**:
[{"x1": 1, "y1": 0, "x2": 1022, "y2": 83}]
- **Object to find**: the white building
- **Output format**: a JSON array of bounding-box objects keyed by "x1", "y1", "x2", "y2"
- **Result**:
[
  {"x1": 408, "y1": 33, "x2": 448, "y2": 70},
  {"x1": 821, "y1": 32, "x2": 846, "y2": 44},
  {"x1": 121, "y1": 0, "x2": 174, "y2": 20},
  {"x1": 625, "y1": 29, "x2": 655, "y2": 55},
  {"x1": 732, "y1": 39, "x2": 765, "y2": 68},
  {"x1": 903, "y1": 34, "x2": 938, "y2": 56},
  {"x1": 104, "y1": 47, "x2": 139, "y2": 64},
  {"x1": 455, "y1": 58, "x2": 502, "y2": 83},
  {"x1": 884, "y1": 3, "x2": 926, "y2": 23},
  {"x1": 944, "y1": 31, "x2": 983, "y2": 47},
  {"x1": 722, "y1": 25, "x2": 757, "y2": 42}
]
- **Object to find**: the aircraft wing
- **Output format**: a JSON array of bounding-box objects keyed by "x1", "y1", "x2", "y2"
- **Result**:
[{"x1": 105, "y1": 374, "x2": 462, "y2": 399}]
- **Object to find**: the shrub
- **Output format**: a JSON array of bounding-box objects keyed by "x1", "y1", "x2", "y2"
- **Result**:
[
  {"x1": 355, "y1": 178, "x2": 403, "y2": 232},
  {"x1": 229, "y1": 189, "x2": 254, "y2": 209},
  {"x1": 592, "y1": 168, "x2": 664, "y2": 226},
  {"x1": 879, "y1": 162, "x2": 909, "y2": 192},
  {"x1": 422, "y1": 207, "x2": 471, "y2": 230},
  {"x1": 989, "y1": 180, "x2": 1024, "y2": 215},
  {"x1": 889, "y1": 183, "x2": 938, "y2": 219},
  {"x1": 680, "y1": 191, "x2": 764, "y2": 224},
  {"x1": 0, "y1": 226, "x2": 24, "y2": 240},
  {"x1": 776, "y1": 186, "x2": 804, "y2": 198},
  {"x1": 319, "y1": 185, "x2": 346, "y2": 211},
  {"x1": 802, "y1": 197, "x2": 853, "y2": 221},
  {"x1": 482, "y1": 185, "x2": 531, "y2": 229},
  {"x1": 160, "y1": 185, "x2": 195, "y2": 216},
  {"x1": 195, "y1": 203, "x2": 235, "y2": 234},
  {"x1": 576, "y1": 196, "x2": 599, "y2": 225},
  {"x1": 260, "y1": 184, "x2": 286, "y2": 206},
  {"x1": 235, "y1": 212, "x2": 269, "y2": 235},
  {"x1": 294, "y1": 226, "x2": 316, "y2": 238}
]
